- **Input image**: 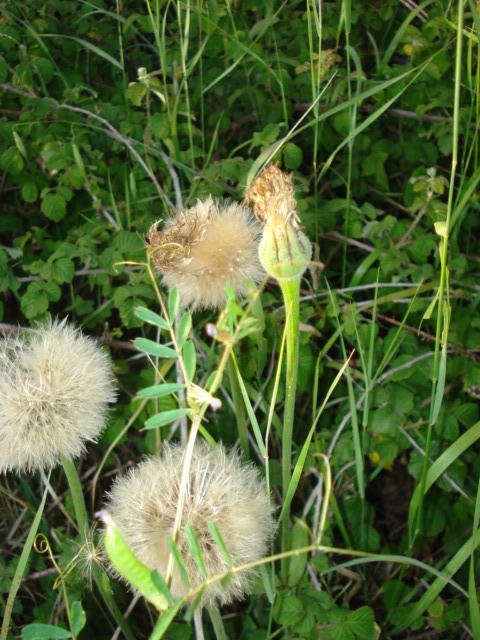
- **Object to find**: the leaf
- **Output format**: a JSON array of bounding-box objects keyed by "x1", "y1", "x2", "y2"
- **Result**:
[
  {"x1": 345, "y1": 606, "x2": 376, "y2": 637},
  {"x1": 41, "y1": 193, "x2": 67, "y2": 222},
  {"x1": 185, "y1": 525, "x2": 207, "y2": 579},
  {"x1": 177, "y1": 312, "x2": 192, "y2": 350},
  {"x1": 137, "y1": 383, "x2": 186, "y2": 399},
  {"x1": 52, "y1": 258, "x2": 75, "y2": 284},
  {"x1": 134, "y1": 337, "x2": 178, "y2": 359},
  {"x1": 1, "y1": 146, "x2": 24, "y2": 175},
  {"x1": 21, "y1": 623, "x2": 72, "y2": 639},
  {"x1": 21, "y1": 181, "x2": 38, "y2": 203},
  {"x1": 144, "y1": 408, "x2": 191, "y2": 429},
  {"x1": 70, "y1": 601, "x2": 86, "y2": 636},
  {"x1": 183, "y1": 340, "x2": 196, "y2": 381},
  {"x1": 166, "y1": 536, "x2": 191, "y2": 588},
  {"x1": 168, "y1": 287, "x2": 180, "y2": 324},
  {"x1": 134, "y1": 306, "x2": 170, "y2": 330}
]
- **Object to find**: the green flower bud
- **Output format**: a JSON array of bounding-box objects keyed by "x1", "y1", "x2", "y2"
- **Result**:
[
  {"x1": 246, "y1": 163, "x2": 312, "y2": 282},
  {"x1": 260, "y1": 216, "x2": 312, "y2": 281}
]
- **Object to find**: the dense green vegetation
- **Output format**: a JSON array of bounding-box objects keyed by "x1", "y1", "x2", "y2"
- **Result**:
[{"x1": 1, "y1": 0, "x2": 480, "y2": 638}]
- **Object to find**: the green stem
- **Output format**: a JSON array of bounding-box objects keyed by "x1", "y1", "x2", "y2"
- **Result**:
[
  {"x1": 227, "y1": 352, "x2": 249, "y2": 460},
  {"x1": 207, "y1": 606, "x2": 229, "y2": 640},
  {"x1": 61, "y1": 457, "x2": 135, "y2": 640},
  {"x1": 278, "y1": 277, "x2": 300, "y2": 575}
]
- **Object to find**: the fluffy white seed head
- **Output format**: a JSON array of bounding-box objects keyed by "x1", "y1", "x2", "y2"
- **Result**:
[
  {"x1": 146, "y1": 196, "x2": 265, "y2": 310},
  {"x1": 105, "y1": 441, "x2": 276, "y2": 608},
  {"x1": 0, "y1": 319, "x2": 117, "y2": 473}
]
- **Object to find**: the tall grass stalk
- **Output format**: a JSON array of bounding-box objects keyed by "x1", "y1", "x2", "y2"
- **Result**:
[{"x1": 410, "y1": 0, "x2": 464, "y2": 547}]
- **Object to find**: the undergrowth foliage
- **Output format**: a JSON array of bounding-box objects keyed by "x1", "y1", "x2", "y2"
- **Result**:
[{"x1": 1, "y1": 1, "x2": 480, "y2": 639}]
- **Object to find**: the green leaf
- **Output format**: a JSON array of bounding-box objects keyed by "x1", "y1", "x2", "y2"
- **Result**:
[
  {"x1": 134, "y1": 306, "x2": 170, "y2": 330},
  {"x1": 21, "y1": 181, "x2": 38, "y2": 203},
  {"x1": 21, "y1": 623, "x2": 72, "y2": 639},
  {"x1": 283, "y1": 143, "x2": 303, "y2": 170},
  {"x1": 185, "y1": 525, "x2": 207, "y2": 579},
  {"x1": 345, "y1": 606, "x2": 376, "y2": 638},
  {"x1": 137, "y1": 383, "x2": 186, "y2": 399},
  {"x1": 177, "y1": 312, "x2": 192, "y2": 350},
  {"x1": 273, "y1": 593, "x2": 304, "y2": 626},
  {"x1": 70, "y1": 601, "x2": 86, "y2": 636},
  {"x1": 150, "y1": 570, "x2": 175, "y2": 607},
  {"x1": 127, "y1": 82, "x2": 147, "y2": 106},
  {"x1": 52, "y1": 258, "x2": 75, "y2": 284},
  {"x1": 287, "y1": 521, "x2": 308, "y2": 586},
  {"x1": 1, "y1": 146, "x2": 24, "y2": 175},
  {"x1": 183, "y1": 340, "x2": 196, "y2": 381},
  {"x1": 144, "y1": 408, "x2": 191, "y2": 429},
  {"x1": 134, "y1": 337, "x2": 178, "y2": 359},
  {"x1": 166, "y1": 536, "x2": 191, "y2": 589},
  {"x1": 168, "y1": 287, "x2": 180, "y2": 324},
  {"x1": 41, "y1": 193, "x2": 67, "y2": 221}
]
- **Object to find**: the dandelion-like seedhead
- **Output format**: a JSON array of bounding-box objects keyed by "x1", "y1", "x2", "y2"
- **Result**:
[
  {"x1": 105, "y1": 441, "x2": 276, "y2": 608},
  {"x1": 0, "y1": 320, "x2": 117, "y2": 473},
  {"x1": 146, "y1": 196, "x2": 264, "y2": 310}
]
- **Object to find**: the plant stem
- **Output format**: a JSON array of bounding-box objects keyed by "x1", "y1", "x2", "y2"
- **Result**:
[
  {"x1": 278, "y1": 277, "x2": 300, "y2": 575},
  {"x1": 227, "y1": 352, "x2": 249, "y2": 460},
  {"x1": 61, "y1": 456, "x2": 135, "y2": 640}
]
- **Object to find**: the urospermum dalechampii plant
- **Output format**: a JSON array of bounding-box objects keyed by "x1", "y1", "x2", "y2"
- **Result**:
[
  {"x1": 146, "y1": 195, "x2": 265, "y2": 310},
  {"x1": 0, "y1": 319, "x2": 117, "y2": 473},
  {"x1": 104, "y1": 440, "x2": 276, "y2": 609}
]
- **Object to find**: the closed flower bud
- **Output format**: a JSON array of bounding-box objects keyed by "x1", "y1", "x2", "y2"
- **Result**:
[
  {"x1": 246, "y1": 164, "x2": 312, "y2": 281},
  {"x1": 146, "y1": 196, "x2": 264, "y2": 310},
  {"x1": 105, "y1": 441, "x2": 276, "y2": 608},
  {"x1": 0, "y1": 320, "x2": 117, "y2": 473}
]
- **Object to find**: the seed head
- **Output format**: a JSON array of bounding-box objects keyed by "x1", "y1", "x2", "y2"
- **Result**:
[
  {"x1": 105, "y1": 441, "x2": 276, "y2": 608},
  {"x1": 146, "y1": 196, "x2": 264, "y2": 310},
  {"x1": 245, "y1": 164, "x2": 312, "y2": 281},
  {"x1": 0, "y1": 320, "x2": 117, "y2": 473}
]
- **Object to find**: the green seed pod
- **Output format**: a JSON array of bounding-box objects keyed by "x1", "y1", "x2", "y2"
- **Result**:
[
  {"x1": 100, "y1": 511, "x2": 169, "y2": 612},
  {"x1": 259, "y1": 217, "x2": 312, "y2": 281}
]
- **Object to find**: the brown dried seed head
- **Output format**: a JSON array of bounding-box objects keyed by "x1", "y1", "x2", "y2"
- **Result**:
[{"x1": 245, "y1": 163, "x2": 298, "y2": 225}]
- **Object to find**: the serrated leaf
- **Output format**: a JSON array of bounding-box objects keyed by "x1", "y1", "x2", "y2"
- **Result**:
[
  {"x1": 137, "y1": 383, "x2": 186, "y2": 399},
  {"x1": 127, "y1": 82, "x2": 147, "y2": 106},
  {"x1": 70, "y1": 601, "x2": 86, "y2": 636},
  {"x1": 134, "y1": 337, "x2": 178, "y2": 359},
  {"x1": 21, "y1": 282, "x2": 49, "y2": 318},
  {"x1": 144, "y1": 408, "x2": 190, "y2": 429},
  {"x1": 345, "y1": 606, "x2": 376, "y2": 637},
  {"x1": 21, "y1": 623, "x2": 72, "y2": 639},
  {"x1": 134, "y1": 306, "x2": 170, "y2": 330},
  {"x1": 41, "y1": 193, "x2": 67, "y2": 221},
  {"x1": 183, "y1": 340, "x2": 196, "y2": 381},
  {"x1": 52, "y1": 258, "x2": 75, "y2": 284}
]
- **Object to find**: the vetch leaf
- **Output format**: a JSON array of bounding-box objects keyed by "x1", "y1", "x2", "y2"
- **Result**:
[
  {"x1": 144, "y1": 408, "x2": 191, "y2": 429},
  {"x1": 137, "y1": 383, "x2": 186, "y2": 399},
  {"x1": 168, "y1": 287, "x2": 180, "y2": 324},
  {"x1": 185, "y1": 525, "x2": 207, "y2": 579},
  {"x1": 134, "y1": 306, "x2": 170, "y2": 330},
  {"x1": 183, "y1": 340, "x2": 196, "y2": 381},
  {"x1": 21, "y1": 623, "x2": 72, "y2": 639},
  {"x1": 134, "y1": 337, "x2": 178, "y2": 359}
]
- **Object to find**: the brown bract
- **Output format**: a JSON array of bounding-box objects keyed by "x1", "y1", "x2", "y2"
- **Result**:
[{"x1": 244, "y1": 163, "x2": 300, "y2": 227}]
